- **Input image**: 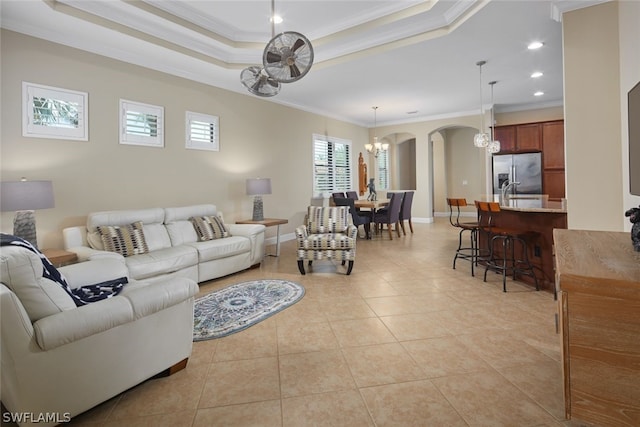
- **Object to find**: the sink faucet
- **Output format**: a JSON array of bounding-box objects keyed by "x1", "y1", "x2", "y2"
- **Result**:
[{"x1": 501, "y1": 180, "x2": 520, "y2": 203}]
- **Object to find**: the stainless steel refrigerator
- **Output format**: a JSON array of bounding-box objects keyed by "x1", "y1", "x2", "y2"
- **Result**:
[{"x1": 492, "y1": 152, "x2": 542, "y2": 195}]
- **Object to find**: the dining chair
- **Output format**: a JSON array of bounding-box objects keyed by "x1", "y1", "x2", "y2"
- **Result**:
[
  {"x1": 331, "y1": 192, "x2": 346, "y2": 199},
  {"x1": 334, "y1": 197, "x2": 371, "y2": 239},
  {"x1": 373, "y1": 192, "x2": 403, "y2": 240},
  {"x1": 398, "y1": 191, "x2": 414, "y2": 235},
  {"x1": 345, "y1": 191, "x2": 359, "y2": 200}
]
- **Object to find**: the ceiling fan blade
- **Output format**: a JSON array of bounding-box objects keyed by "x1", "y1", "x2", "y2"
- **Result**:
[
  {"x1": 289, "y1": 63, "x2": 301, "y2": 78},
  {"x1": 251, "y1": 79, "x2": 263, "y2": 92},
  {"x1": 266, "y1": 51, "x2": 282, "y2": 64},
  {"x1": 292, "y1": 38, "x2": 305, "y2": 52}
]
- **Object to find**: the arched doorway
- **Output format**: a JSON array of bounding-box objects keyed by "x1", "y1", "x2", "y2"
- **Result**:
[{"x1": 429, "y1": 125, "x2": 488, "y2": 216}]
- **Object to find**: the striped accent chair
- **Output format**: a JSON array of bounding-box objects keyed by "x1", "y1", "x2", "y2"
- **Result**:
[{"x1": 295, "y1": 206, "x2": 358, "y2": 275}]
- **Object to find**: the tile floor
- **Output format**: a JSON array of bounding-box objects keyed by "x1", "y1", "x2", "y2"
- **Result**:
[{"x1": 8, "y1": 219, "x2": 580, "y2": 426}]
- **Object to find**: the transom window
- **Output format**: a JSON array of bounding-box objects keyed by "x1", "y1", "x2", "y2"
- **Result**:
[
  {"x1": 119, "y1": 99, "x2": 164, "y2": 147},
  {"x1": 186, "y1": 111, "x2": 219, "y2": 151},
  {"x1": 22, "y1": 82, "x2": 88, "y2": 141},
  {"x1": 312, "y1": 134, "x2": 352, "y2": 196}
]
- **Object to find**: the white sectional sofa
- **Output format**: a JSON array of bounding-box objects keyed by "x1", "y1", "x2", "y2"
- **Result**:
[
  {"x1": 62, "y1": 204, "x2": 266, "y2": 284},
  {"x1": 0, "y1": 244, "x2": 198, "y2": 427}
]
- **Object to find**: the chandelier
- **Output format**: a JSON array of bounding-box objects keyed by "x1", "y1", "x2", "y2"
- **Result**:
[
  {"x1": 365, "y1": 106, "x2": 389, "y2": 158},
  {"x1": 473, "y1": 60, "x2": 490, "y2": 148}
]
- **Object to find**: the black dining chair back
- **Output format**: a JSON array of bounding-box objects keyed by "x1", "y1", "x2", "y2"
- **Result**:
[
  {"x1": 399, "y1": 191, "x2": 414, "y2": 235},
  {"x1": 334, "y1": 197, "x2": 372, "y2": 239},
  {"x1": 346, "y1": 191, "x2": 359, "y2": 200},
  {"x1": 373, "y1": 192, "x2": 403, "y2": 240},
  {"x1": 332, "y1": 192, "x2": 346, "y2": 199}
]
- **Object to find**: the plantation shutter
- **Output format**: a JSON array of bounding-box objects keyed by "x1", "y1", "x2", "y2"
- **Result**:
[
  {"x1": 377, "y1": 149, "x2": 389, "y2": 189},
  {"x1": 313, "y1": 135, "x2": 352, "y2": 195}
]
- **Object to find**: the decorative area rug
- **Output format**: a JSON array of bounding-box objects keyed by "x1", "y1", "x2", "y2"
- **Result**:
[{"x1": 193, "y1": 279, "x2": 305, "y2": 341}]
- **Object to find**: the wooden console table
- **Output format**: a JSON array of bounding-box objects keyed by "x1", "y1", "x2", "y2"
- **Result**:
[
  {"x1": 554, "y1": 229, "x2": 640, "y2": 426},
  {"x1": 236, "y1": 218, "x2": 288, "y2": 257},
  {"x1": 42, "y1": 248, "x2": 78, "y2": 267}
]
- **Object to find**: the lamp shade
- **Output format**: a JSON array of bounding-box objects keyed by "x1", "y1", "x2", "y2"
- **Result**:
[
  {"x1": 246, "y1": 178, "x2": 272, "y2": 196},
  {"x1": 1, "y1": 180, "x2": 54, "y2": 212}
]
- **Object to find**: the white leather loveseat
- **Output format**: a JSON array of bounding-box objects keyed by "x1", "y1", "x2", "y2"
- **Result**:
[
  {"x1": 0, "y1": 244, "x2": 198, "y2": 427},
  {"x1": 62, "y1": 204, "x2": 266, "y2": 284}
]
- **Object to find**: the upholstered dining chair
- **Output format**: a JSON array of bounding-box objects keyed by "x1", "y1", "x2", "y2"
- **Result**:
[
  {"x1": 295, "y1": 206, "x2": 358, "y2": 275},
  {"x1": 373, "y1": 192, "x2": 403, "y2": 240},
  {"x1": 345, "y1": 191, "x2": 359, "y2": 200},
  {"x1": 331, "y1": 192, "x2": 346, "y2": 200},
  {"x1": 398, "y1": 191, "x2": 414, "y2": 235},
  {"x1": 334, "y1": 197, "x2": 372, "y2": 239}
]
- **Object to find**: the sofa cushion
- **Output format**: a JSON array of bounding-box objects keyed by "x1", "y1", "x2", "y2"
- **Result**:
[
  {"x1": 124, "y1": 245, "x2": 198, "y2": 280},
  {"x1": 190, "y1": 215, "x2": 230, "y2": 241},
  {"x1": 186, "y1": 236, "x2": 251, "y2": 262},
  {"x1": 164, "y1": 204, "x2": 218, "y2": 246},
  {"x1": 0, "y1": 246, "x2": 76, "y2": 322},
  {"x1": 97, "y1": 221, "x2": 149, "y2": 257},
  {"x1": 87, "y1": 208, "x2": 171, "y2": 252}
]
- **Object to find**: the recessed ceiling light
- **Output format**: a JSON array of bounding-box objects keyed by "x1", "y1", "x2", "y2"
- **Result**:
[
  {"x1": 271, "y1": 15, "x2": 283, "y2": 24},
  {"x1": 528, "y1": 41, "x2": 544, "y2": 50},
  {"x1": 531, "y1": 71, "x2": 543, "y2": 78},
  {"x1": 534, "y1": 91, "x2": 544, "y2": 97}
]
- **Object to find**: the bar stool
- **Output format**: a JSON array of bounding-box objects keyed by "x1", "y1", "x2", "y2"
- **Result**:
[
  {"x1": 447, "y1": 198, "x2": 481, "y2": 276},
  {"x1": 475, "y1": 201, "x2": 539, "y2": 292}
]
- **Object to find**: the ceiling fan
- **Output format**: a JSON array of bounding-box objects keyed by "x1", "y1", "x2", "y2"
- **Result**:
[
  {"x1": 240, "y1": 0, "x2": 314, "y2": 97},
  {"x1": 240, "y1": 66, "x2": 281, "y2": 97}
]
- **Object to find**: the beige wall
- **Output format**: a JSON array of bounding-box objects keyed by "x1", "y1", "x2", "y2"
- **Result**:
[
  {"x1": 444, "y1": 127, "x2": 485, "y2": 212},
  {"x1": 0, "y1": 30, "x2": 367, "y2": 248},
  {"x1": 563, "y1": 2, "x2": 624, "y2": 230}
]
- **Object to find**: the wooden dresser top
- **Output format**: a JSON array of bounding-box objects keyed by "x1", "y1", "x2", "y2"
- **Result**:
[{"x1": 554, "y1": 229, "x2": 640, "y2": 294}]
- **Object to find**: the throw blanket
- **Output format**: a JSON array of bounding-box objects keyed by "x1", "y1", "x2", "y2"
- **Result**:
[{"x1": 1, "y1": 234, "x2": 127, "y2": 306}]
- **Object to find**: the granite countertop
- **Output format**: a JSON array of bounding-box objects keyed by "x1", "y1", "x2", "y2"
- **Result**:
[{"x1": 476, "y1": 195, "x2": 567, "y2": 213}]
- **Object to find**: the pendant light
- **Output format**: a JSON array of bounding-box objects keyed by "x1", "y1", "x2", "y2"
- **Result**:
[
  {"x1": 365, "y1": 106, "x2": 388, "y2": 158},
  {"x1": 473, "y1": 60, "x2": 490, "y2": 148},
  {"x1": 487, "y1": 80, "x2": 501, "y2": 154}
]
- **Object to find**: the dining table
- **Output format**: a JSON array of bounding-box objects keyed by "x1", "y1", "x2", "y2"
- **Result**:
[{"x1": 353, "y1": 199, "x2": 389, "y2": 210}]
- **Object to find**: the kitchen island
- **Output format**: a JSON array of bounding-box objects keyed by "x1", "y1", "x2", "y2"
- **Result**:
[{"x1": 476, "y1": 196, "x2": 567, "y2": 293}]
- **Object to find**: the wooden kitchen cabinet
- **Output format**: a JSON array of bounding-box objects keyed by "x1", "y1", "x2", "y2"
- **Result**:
[
  {"x1": 494, "y1": 123, "x2": 541, "y2": 153},
  {"x1": 493, "y1": 125, "x2": 516, "y2": 152},
  {"x1": 515, "y1": 123, "x2": 541, "y2": 151},
  {"x1": 543, "y1": 170, "x2": 565, "y2": 200},
  {"x1": 542, "y1": 121, "x2": 565, "y2": 169},
  {"x1": 554, "y1": 229, "x2": 640, "y2": 427}
]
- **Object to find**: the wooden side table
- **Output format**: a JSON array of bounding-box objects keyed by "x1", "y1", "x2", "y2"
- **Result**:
[
  {"x1": 235, "y1": 218, "x2": 288, "y2": 257},
  {"x1": 42, "y1": 249, "x2": 78, "y2": 267}
]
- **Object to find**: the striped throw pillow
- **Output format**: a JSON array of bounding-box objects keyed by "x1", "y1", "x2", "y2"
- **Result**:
[
  {"x1": 97, "y1": 221, "x2": 149, "y2": 257},
  {"x1": 190, "y1": 216, "x2": 230, "y2": 241}
]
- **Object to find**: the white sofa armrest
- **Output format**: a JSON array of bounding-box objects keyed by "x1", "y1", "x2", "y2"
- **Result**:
[
  {"x1": 61, "y1": 258, "x2": 129, "y2": 289},
  {"x1": 227, "y1": 223, "x2": 266, "y2": 264},
  {"x1": 63, "y1": 226, "x2": 124, "y2": 262},
  {"x1": 33, "y1": 296, "x2": 133, "y2": 351},
  {"x1": 125, "y1": 277, "x2": 198, "y2": 319}
]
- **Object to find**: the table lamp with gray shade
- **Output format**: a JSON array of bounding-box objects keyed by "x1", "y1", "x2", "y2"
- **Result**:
[
  {"x1": 1, "y1": 179, "x2": 54, "y2": 248},
  {"x1": 246, "y1": 178, "x2": 271, "y2": 221}
]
